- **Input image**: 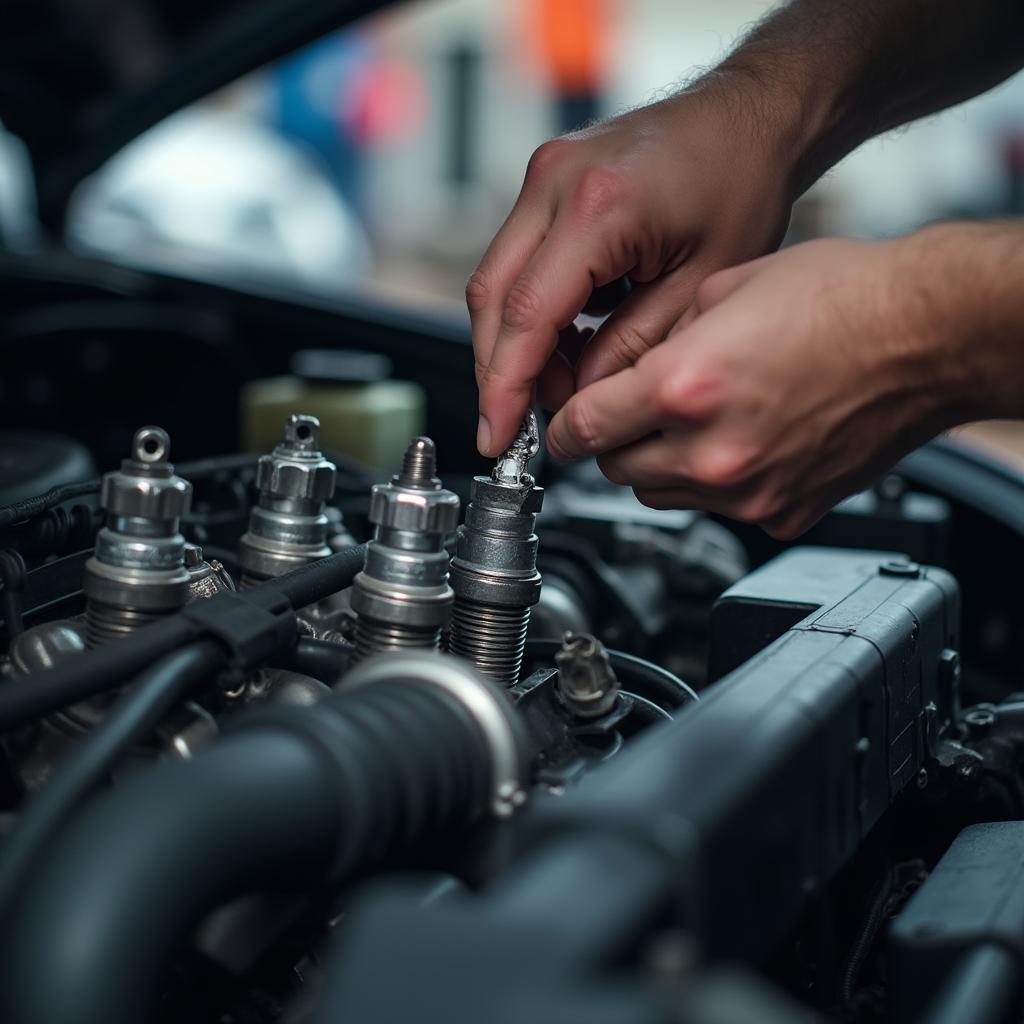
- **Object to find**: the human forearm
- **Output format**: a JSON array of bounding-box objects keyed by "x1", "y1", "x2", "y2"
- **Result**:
[
  {"x1": 901, "y1": 221, "x2": 1024, "y2": 424},
  {"x1": 711, "y1": 0, "x2": 1024, "y2": 197}
]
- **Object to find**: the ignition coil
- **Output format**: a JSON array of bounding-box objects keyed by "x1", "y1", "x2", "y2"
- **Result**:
[
  {"x1": 82, "y1": 427, "x2": 192, "y2": 646},
  {"x1": 449, "y1": 411, "x2": 544, "y2": 687},
  {"x1": 351, "y1": 437, "x2": 460, "y2": 659},
  {"x1": 238, "y1": 415, "x2": 336, "y2": 587}
]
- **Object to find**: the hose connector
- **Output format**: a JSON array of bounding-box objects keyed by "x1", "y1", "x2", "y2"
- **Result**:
[
  {"x1": 449, "y1": 412, "x2": 544, "y2": 686},
  {"x1": 351, "y1": 438, "x2": 460, "y2": 658}
]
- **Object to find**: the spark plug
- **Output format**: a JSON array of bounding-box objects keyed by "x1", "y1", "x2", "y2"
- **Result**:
[
  {"x1": 449, "y1": 411, "x2": 544, "y2": 686},
  {"x1": 83, "y1": 427, "x2": 192, "y2": 646},
  {"x1": 238, "y1": 415, "x2": 336, "y2": 587},
  {"x1": 351, "y1": 437, "x2": 460, "y2": 659}
]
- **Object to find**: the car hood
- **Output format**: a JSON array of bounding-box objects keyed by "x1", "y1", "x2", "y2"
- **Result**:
[{"x1": 0, "y1": 0, "x2": 396, "y2": 234}]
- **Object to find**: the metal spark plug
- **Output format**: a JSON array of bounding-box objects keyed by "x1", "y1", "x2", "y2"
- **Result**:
[
  {"x1": 238, "y1": 415, "x2": 336, "y2": 587},
  {"x1": 448, "y1": 411, "x2": 544, "y2": 686},
  {"x1": 351, "y1": 437, "x2": 460, "y2": 659},
  {"x1": 83, "y1": 427, "x2": 192, "y2": 646}
]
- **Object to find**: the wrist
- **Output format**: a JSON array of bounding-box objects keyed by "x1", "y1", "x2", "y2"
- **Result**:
[
  {"x1": 704, "y1": 50, "x2": 859, "y2": 201},
  {"x1": 891, "y1": 223, "x2": 1024, "y2": 424}
]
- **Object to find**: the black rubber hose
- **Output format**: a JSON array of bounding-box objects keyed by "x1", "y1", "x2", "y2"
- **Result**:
[
  {"x1": 269, "y1": 636, "x2": 353, "y2": 686},
  {"x1": 0, "y1": 549, "x2": 27, "y2": 641},
  {"x1": 0, "y1": 678, "x2": 490, "y2": 1024},
  {"x1": 0, "y1": 640, "x2": 224, "y2": 915},
  {"x1": 523, "y1": 639, "x2": 698, "y2": 710},
  {"x1": 0, "y1": 544, "x2": 367, "y2": 733},
  {"x1": 269, "y1": 544, "x2": 366, "y2": 610}
]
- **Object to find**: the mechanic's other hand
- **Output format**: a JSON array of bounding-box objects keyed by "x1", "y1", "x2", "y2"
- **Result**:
[
  {"x1": 469, "y1": 78, "x2": 796, "y2": 457},
  {"x1": 545, "y1": 236, "x2": 973, "y2": 539}
]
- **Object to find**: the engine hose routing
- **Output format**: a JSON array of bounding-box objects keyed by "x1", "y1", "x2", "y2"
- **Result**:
[
  {"x1": 269, "y1": 636, "x2": 353, "y2": 686},
  {"x1": 0, "y1": 661, "x2": 518, "y2": 1024},
  {"x1": 0, "y1": 640, "x2": 224, "y2": 915},
  {"x1": 523, "y1": 639, "x2": 698, "y2": 710},
  {"x1": 0, "y1": 544, "x2": 367, "y2": 733}
]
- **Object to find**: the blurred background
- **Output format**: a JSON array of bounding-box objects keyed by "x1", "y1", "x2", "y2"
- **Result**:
[{"x1": 2, "y1": 0, "x2": 1023, "y2": 461}]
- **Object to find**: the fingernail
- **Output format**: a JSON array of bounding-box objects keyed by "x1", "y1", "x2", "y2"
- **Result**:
[{"x1": 477, "y1": 416, "x2": 492, "y2": 456}]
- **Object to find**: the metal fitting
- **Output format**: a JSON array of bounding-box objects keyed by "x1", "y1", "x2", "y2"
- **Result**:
[
  {"x1": 351, "y1": 437, "x2": 459, "y2": 659},
  {"x1": 83, "y1": 427, "x2": 193, "y2": 646},
  {"x1": 184, "y1": 543, "x2": 236, "y2": 602},
  {"x1": 238, "y1": 415, "x2": 337, "y2": 586},
  {"x1": 449, "y1": 411, "x2": 544, "y2": 687},
  {"x1": 554, "y1": 631, "x2": 619, "y2": 719},
  {"x1": 341, "y1": 651, "x2": 528, "y2": 818}
]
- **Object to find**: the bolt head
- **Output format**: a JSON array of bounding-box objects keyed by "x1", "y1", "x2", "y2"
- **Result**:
[
  {"x1": 368, "y1": 484, "x2": 460, "y2": 533},
  {"x1": 256, "y1": 454, "x2": 335, "y2": 502},
  {"x1": 102, "y1": 471, "x2": 192, "y2": 519}
]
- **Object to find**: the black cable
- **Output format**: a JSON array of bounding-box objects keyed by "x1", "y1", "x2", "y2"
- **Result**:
[
  {"x1": 0, "y1": 640, "x2": 223, "y2": 915},
  {"x1": 269, "y1": 637, "x2": 352, "y2": 686},
  {"x1": 0, "y1": 679, "x2": 491, "y2": 1024},
  {"x1": 0, "y1": 454, "x2": 254, "y2": 531},
  {"x1": 840, "y1": 863, "x2": 895, "y2": 1003},
  {"x1": 524, "y1": 639, "x2": 698, "y2": 710},
  {"x1": 0, "y1": 481, "x2": 100, "y2": 530},
  {"x1": 0, "y1": 544, "x2": 367, "y2": 734},
  {"x1": 0, "y1": 549, "x2": 27, "y2": 641}
]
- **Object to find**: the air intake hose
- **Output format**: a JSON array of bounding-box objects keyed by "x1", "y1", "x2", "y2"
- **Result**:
[{"x1": 0, "y1": 656, "x2": 522, "y2": 1024}]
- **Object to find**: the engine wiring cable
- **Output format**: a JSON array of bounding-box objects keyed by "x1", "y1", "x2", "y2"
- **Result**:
[
  {"x1": 839, "y1": 862, "x2": 896, "y2": 1004},
  {"x1": 0, "y1": 544, "x2": 368, "y2": 733},
  {"x1": 0, "y1": 449, "x2": 372, "y2": 533},
  {"x1": 0, "y1": 639, "x2": 224, "y2": 916}
]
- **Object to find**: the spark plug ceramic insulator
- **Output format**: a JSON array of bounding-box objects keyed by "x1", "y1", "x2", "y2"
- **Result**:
[
  {"x1": 448, "y1": 411, "x2": 544, "y2": 687},
  {"x1": 82, "y1": 427, "x2": 192, "y2": 646},
  {"x1": 351, "y1": 437, "x2": 460, "y2": 659},
  {"x1": 238, "y1": 415, "x2": 336, "y2": 587}
]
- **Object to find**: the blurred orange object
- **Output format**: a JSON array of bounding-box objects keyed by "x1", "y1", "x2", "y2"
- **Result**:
[{"x1": 527, "y1": 0, "x2": 613, "y2": 94}]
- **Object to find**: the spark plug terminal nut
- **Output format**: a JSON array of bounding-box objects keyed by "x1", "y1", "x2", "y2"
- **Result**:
[
  {"x1": 351, "y1": 438, "x2": 460, "y2": 658},
  {"x1": 449, "y1": 411, "x2": 544, "y2": 687},
  {"x1": 83, "y1": 427, "x2": 193, "y2": 646},
  {"x1": 238, "y1": 414, "x2": 337, "y2": 585}
]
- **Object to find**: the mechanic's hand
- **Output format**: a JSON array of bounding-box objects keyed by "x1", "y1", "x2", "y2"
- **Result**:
[
  {"x1": 468, "y1": 78, "x2": 797, "y2": 457},
  {"x1": 544, "y1": 235, "x2": 973, "y2": 539}
]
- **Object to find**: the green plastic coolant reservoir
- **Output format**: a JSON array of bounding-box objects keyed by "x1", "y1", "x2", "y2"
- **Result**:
[{"x1": 240, "y1": 350, "x2": 425, "y2": 474}]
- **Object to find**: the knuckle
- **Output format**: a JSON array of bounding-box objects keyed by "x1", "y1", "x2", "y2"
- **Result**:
[
  {"x1": 736, "y1": 490, "x2": 784, "y2": 524},
  {"x1": 694, "y1": 270, "x2": 731, "y2": 312},
  {"x1": 526, "y1": 139, "x2": 571, "y2": 181},
  {"x1": 656, "y1": 363, "x2": 723, "y2": 421},
  {"x1": 465, "y1": 269, "x2": 492, "y2": 314},
  {"x1": 571, "y1": 165, "x2": 630, "y2": 220},
  {"x1": 564, "y1": 399, "x2": 601, "y2": 453},
  {"x1": 502, "y1": 272, "x2": 544, "y2": 332},
  {"x1": 692, "y1": 444, "x2": 758, "y2": 489},
  {"x1": 608, "y1": 322, "x2": 653, "y2": 370}
]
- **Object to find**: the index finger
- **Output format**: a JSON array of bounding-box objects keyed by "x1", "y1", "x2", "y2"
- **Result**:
[{"x1": 478, "y1": 215, "x2": 633, "y2": 455}]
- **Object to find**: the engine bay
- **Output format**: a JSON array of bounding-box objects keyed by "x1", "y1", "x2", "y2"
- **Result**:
[{"x1": 0, "y1": 408, "x2": 1022, "y2": 1024}]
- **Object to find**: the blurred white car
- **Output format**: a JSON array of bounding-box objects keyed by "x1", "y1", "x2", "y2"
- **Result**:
[{"x1": 66, "y1": 106, "x2": 372, "y2": 292}]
